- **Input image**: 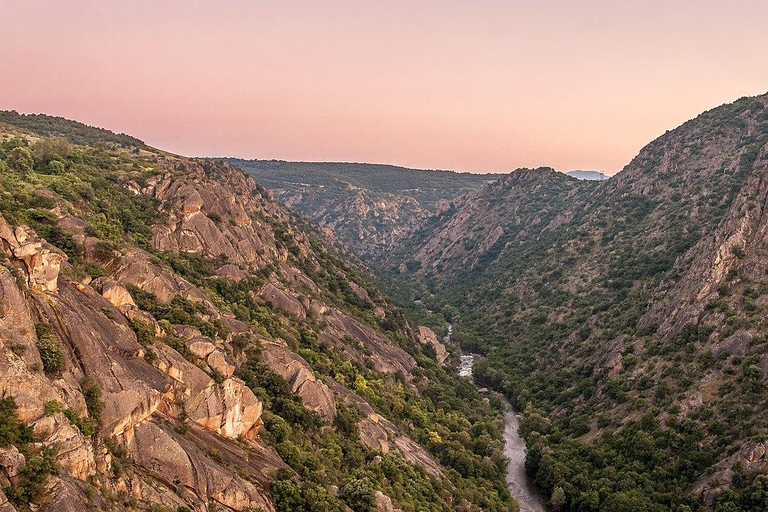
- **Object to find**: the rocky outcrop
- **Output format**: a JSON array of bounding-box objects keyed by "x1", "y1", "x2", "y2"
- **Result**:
[
  {"x1": 321, "y1": 310, "x2": 416, "y2": 376},
  {"x1": 257, "y1": 282, "x2": 306, "y2": 318},
  {"x1": 0, "y1": 218, "x2": 65, "y2": 293},
  {"x1": 375, "y1": 490, "x2": 400, "y2": 512},
  {"x1": 152, "y1": 343, "x2": 262, "y2": 440},
  {"x1": 260, "y1": 342, "x2": 336, "y2": 421},
  {"x1": 129, "y1": 421, "x2": 274, "y2": 511},
  {"x1": 0, "y1": 446, "x2": 25, "y2": 487},
  {"x1": 329, "y1": 381, "x2": 444, "y2": 479},
  {"x1": 417, "y1": 326, "x2": 448, "y2": 365},
  {"x1": 146, "y1": 163, "x2": 287, "y2": 268}
]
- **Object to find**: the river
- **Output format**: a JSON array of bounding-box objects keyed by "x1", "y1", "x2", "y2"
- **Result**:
[{"x1": 448, "y1": 326, "x2": 545, "y2": 512}]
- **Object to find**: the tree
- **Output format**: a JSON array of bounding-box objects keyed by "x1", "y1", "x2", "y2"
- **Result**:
[
  {"x1": 46, "y1": 160, "x2": 65, "y2": 175},
  {"x1": 8, "y1": 146, "x2": 33, "y2": 176},
  {"x1": 551, "y1": 486, "x2": 566, "y2": 511},
  {"x1": 339, "y1": 477, "x2": 376, "y2": 512}
]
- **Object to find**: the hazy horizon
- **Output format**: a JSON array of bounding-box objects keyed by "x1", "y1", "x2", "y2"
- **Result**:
[{"x1": 3, "y1": 1, "x2": 768, "y2": 174}]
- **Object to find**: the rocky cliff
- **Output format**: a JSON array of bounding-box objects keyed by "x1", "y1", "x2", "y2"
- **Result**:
[{"x1": 0, "y1": 114, "x2": 516, "y2": 511}]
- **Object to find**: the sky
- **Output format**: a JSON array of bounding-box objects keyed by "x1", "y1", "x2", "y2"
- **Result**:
[{"x1": 2, "y1": 1, "x2": 768, "y2": 174}]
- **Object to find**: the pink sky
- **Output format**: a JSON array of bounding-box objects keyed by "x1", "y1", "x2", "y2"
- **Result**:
[{"x1": 2, "y1": 1, "x2": 768, "y2": 174}]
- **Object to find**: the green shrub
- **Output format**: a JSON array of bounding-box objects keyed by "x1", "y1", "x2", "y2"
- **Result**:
[
  {"x1": 0, "y1": 397, "x2": 33, "y2": 446},
  {"x1": 34, "y1": 323, "x2": 64, "y2": 373}
]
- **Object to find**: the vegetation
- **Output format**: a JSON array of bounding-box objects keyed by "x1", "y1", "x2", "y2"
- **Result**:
[
  {"x1": 0, "y1": 398, "x2": 58, "y2": 507},
  {"x1": 0, "y1": 112, "x2": 518, "y2": 511},
  {"x1": 34, "y1": 323, "x2": 64, "y2": 373},
  {"x1": 389, "y1": 94, "x2": 768, "y2": 510}
]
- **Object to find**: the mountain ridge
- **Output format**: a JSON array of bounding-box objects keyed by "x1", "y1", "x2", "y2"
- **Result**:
[
  {"x1": 225, "y1": 159, "x2": 498, "y2": 258},
  {"x1": 386, "y1": 91, "x2": 768, "y2": 510}
]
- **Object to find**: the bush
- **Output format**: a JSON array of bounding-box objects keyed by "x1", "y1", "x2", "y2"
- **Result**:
[
  {"x1": 339, "y1": 477, "x2": 376, "y2": 512},
  {"x1": 34, "y1": 323, "x2": 64, "y2": 373},
  {"x1": 0, "y1": 397, "x2": 33, "y2": 446}
]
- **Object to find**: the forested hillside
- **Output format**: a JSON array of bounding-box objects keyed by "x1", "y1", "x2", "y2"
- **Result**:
[{"x1": 389, "y1": 93, "x2": 768, "y2": 511}]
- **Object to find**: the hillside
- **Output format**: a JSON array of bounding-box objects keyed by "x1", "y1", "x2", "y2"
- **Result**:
[
  {"x1": 225, "y1": 159, "x2": 497, "y2": 258},
  {"x1": 0, "y1": 114, "x2": 517, "y2": 511},
  {"x1": 389, "y1": 92, "x2": 768, "y2": 511}
]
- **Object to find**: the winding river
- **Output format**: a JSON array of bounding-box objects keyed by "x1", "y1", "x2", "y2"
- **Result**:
[{"x1": 447, "y1": 327, "x2": 545, "y2": 512}]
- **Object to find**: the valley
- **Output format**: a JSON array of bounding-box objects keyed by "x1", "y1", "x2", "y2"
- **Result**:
[
  {"x1": 236, "y1": 92, "x2": 768, "y2": 511},
  {"x1": 2, "y1": 91, "x2": 768, "y2": 512}
]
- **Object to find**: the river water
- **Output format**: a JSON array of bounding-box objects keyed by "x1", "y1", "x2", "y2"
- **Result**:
[{"x1": 450, "y1": 327, "x2": 545, "y2": 511}]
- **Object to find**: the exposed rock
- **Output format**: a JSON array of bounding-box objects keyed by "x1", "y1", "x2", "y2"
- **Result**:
[
  {"x1": 153, "y1": 344, "x2": 262, "y2": 440},
  {"x1": 33, "y1": 414, "x2": 95, "y2": 480},
  {"x1": 91, "y1": 277, "x2": 136, "y2": 311},
  {"x1": 187, "y1": 337, "x2": 216, "y2": 359},
  {"x1": 0, "y1": 446, "x2": 25, "y2": 486},
  {"x1": 328, "y1": 381, "x2": 443, "y2": 479},
  {"x1": 206, "y1": 349, "x2": 235, "y2": 379},
  {"x1": 257, "y1": 282, "x2": 306, "y2": 318},
  {"x1": 0, "y1": 218, "x2": 66, "y2": 293},
  {"x1": 260, "y1": 342, "x2": 336, "y2": 421},
  {"x1": 375, "y1": 490, "x2": 398, "y2": 512},
  {"x1": 0, "y1": 487, "x2": 15, "y2": 512},
  {"x1": 216, "y1": 263, "x2": 248, "y2": 281},
  {"x1": 417, "y1": 326, "x2": 448, "y2": 365},
  {"x1": 129, "y1": 421, "x2": 274, "y2": 511},
  {"x1": 321, "y1": 310, "x2": 416, "y2": 376}
]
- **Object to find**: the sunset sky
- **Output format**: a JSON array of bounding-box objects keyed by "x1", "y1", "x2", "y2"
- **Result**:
[{"x1": 2, "y1": 1, "x2": 768, "y2": 174}]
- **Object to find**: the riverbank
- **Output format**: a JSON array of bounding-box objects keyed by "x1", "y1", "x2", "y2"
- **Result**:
[
  {"x1": 449, "y1": 326, "x2": 546, "y2": 512},
  {"x1": 503, "y1": 410, "x2": 546, "y2": 512}
]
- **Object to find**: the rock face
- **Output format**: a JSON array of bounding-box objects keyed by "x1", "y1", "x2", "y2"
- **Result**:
[
  {"x1": 321, "y1": 310, "x2": 416, "y2": 376},
  {"x1": 260, "y1": 342, "x2": 336, "y2": 421},
  {"x1": 417, "y1": 326, "x2": 448, "y2": 365},
  {"x1": 0, "y1": 218, "x2": 66, "y2": 293}
]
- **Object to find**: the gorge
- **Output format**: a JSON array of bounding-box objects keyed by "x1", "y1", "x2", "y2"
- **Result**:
[{"x1": 3, "y1": 89, "x2": 768, "y2": 511}]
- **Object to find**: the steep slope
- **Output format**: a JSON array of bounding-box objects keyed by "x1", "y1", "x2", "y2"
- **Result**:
[
  {"x1": 0, "y1": 114, "x2": 517, "y2": 511},
  {"x1": 226, "y1": 159, "x2": 497, "y2": 258},
  {"x1": 390, "y1": 93, "x2": 768, "y2": 510}
]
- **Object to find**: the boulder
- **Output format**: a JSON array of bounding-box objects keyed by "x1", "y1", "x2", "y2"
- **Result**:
[
  {"x1": 375, "y1": 491, "x2": 398, "y2": 512},
  {"x1": 206, "y1": 349, "x2": 235, "y2": 379},
  {"x1": 91, "y1": 277, "x2": 136, "y2": 311},
  {"x1": 0, "y1": 218, "x2": 66, "y2": 293}
]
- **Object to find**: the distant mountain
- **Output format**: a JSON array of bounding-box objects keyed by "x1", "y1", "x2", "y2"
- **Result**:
[
  {"x1": 222, "y1": 159, "x2": 498, "y2": 258},
  {"x1": 388, "y1": 92, "x2": 768, "y2": 510},
  {"x1": 566, "y1": 169, "x2": 609, "y2": 180}
]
